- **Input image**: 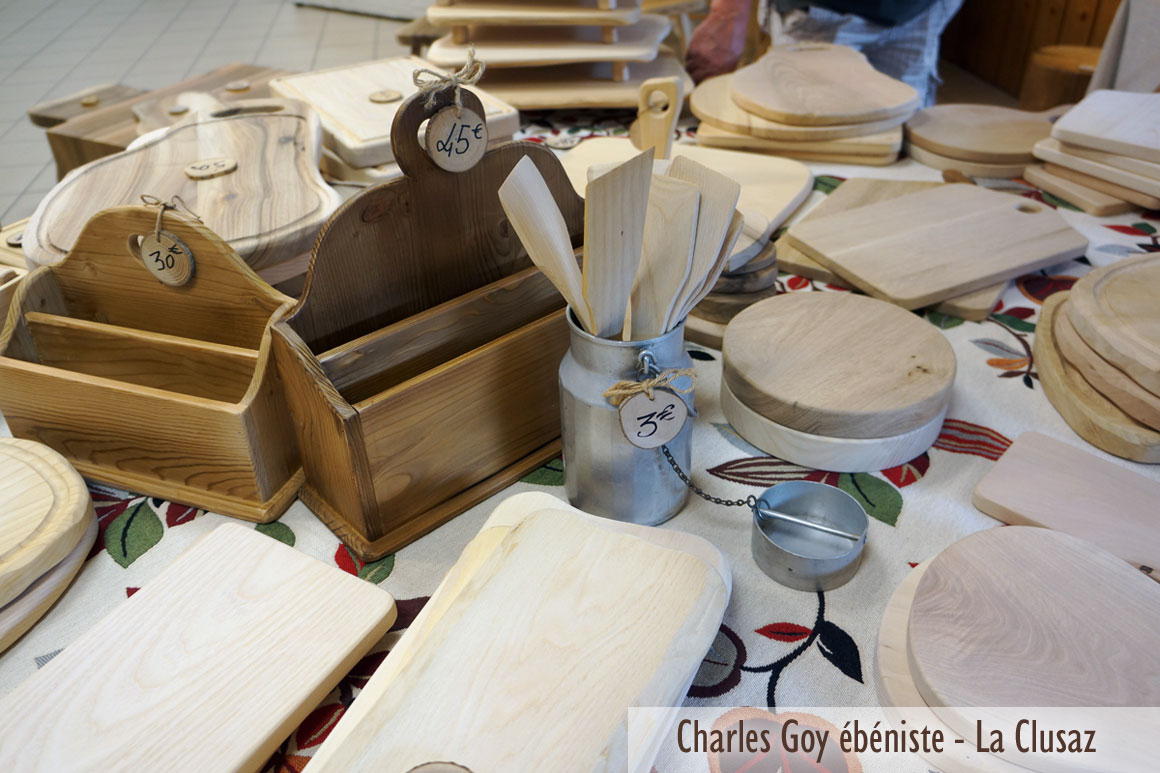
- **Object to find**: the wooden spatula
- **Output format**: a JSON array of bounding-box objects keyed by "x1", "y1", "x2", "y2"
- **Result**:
[
  {"x1": 677, "y1": 209, "x2": 746, "y2": 323},
  {"x1": 582, "y1": 148, "x2": 653, "y2": 338},
  {"x1": 499, "y1": 156, "x2": 594, "y2": 333},
  {"x1": 627, "y1": 175, "x2": 700, "y2": 340}
]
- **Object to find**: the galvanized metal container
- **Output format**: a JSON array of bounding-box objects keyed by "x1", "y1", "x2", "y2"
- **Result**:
[{"x1": 559, "y1": 309, "x2": 693, "y2": 525}]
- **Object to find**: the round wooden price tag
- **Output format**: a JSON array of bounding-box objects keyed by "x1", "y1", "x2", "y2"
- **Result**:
[
  {"x1": 424, "y1": 105, "x2": 488, "y2": 173},
  {"x1": 184, "y1": 157, "x2": 237, "y2": 180},
  {"x1": 369, "y1": 89, "x2": 402, "y2": 104},
  {"x1": 618, "y1": 389, "x2": 688, "y2": 449},
  {"x1": 139, "y1": 231, "x2": 194, "y2": 286}
]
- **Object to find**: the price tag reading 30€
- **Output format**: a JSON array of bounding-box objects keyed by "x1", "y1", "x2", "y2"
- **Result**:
[
  {"x1": 619, "y1": 389, "x2": 688, "y2": 450},
  {"x1": 424, "y1": 105, "x2": 488, "y2": 173},
  {"x1": 140, "y1": 231, "x2": 195, "y2": 287}
]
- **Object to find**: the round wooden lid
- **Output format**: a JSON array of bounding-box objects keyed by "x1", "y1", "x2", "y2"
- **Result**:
[
  {"x1": 0, "y1": 440, "x2": 93, "y2": 609},
  {"x1": 722, "y1": 292, "x2": 955, "y2": 438},
  {"x1": 905, "y1": 104, "x2": 1057, "y2": 164},
  {"x1": 909, "y1": 527, "x2": 1160, "y2": 716}
]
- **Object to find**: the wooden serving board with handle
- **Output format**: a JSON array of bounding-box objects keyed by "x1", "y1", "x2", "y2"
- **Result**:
[
  {"x1": 25, "y1": 98, "x2": 342, "y2": 284},
  {"x1": 786, "y1": 184, "x2": 1087, "y2": 309},
  {"x1": 0, "y1": 523, "x2": 396, "y2": 773},
  {"x1": 974, "y1": 431, "x2": 1160, "y2": 576},
  {"x1": 307, "y1": 491, "x2": 729, "y2": 773},
  {"x1": 1051, "y1": 89, "x2": 1160, "y2": 164},
  {"x1": 905, "y1": 103, "x2": 1064, "y2": 164}
]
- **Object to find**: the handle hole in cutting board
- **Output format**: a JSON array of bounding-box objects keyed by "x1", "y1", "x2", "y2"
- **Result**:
[
  {"x1": 127, "y1": 234, "x2": 144, "y2": 260},
  {"x1": 1016, "y1": 202, "x2": 1042, "y2": 214}
]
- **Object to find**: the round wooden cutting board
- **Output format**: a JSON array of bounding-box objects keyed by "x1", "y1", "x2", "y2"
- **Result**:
[
  {"x1": 1066, "y1": 254, "x2": 1160, "y2": 397},
  {"x1": 0, "y1": 439, "x2": 94, "y2": 610},
  {"x1": 723, "y1": 293, "x2": 955, "y2": 438},
  {"x1": 905, "y1": 104, "x2": 1061, "y2": 164}
]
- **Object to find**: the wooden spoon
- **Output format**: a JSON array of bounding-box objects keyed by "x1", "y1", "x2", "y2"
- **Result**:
[{"x1": 626, "y1": 175, "x2": 700, "y2": 340}]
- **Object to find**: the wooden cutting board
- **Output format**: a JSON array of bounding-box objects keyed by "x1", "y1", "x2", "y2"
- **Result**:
[
  {"x1": 1042, "y1": 161, "x2": 1160, "y2": 210},
  {"x1": 270, "y1": 57, "x2": 519, "y2": 168},
  {"x1": 1057, "y1": 140, "x2": 1160, "y2": 181},
  {"x1": 691, "y1": 74, "x2": 908, "y2": 142},
  {"x1": 27, "y1": 83, "x2": 147, "y2": 128},
  {"x1": 129, "y1": 71, "x2": 290, "y2": 136},
  {"x1": 1022, "y1": 164, "x2": 1133, "y2": 216},
  {"x1": 426, "y1": 0, "x2": 643, "y2": 26},
  {"x1": 904, "y1": 142, "x2": 1025, "y2": 178},
  {"x1": 1034, "y1": 293, "x2": 1160, "y2": 464},
  {"x1": 428, "y1": 14, "x2": 670, "y2": 68},
  {"x1": 905, "y1": 104, "x2": 1063, "y2": 164},
  {"x1": 1052, "y1": 90, "x2": 1160, "y2": 164},
  {"x1": 0, "y1": 218, "x2": 28, "y2": 269},
  {"x1": 689, "y1": 282, "x2": 779, "y2": 324},
  {"x1": 729, "y1": 43, "x2": 919, "y2": 127},
  {"x1": 786, "y1": 184, "x2": 1088, "y2": 309},
  {"x1": 307, "y1": 492, "x2": 729, "y2": 772},
  {"x1": 724, "y1": 293, "x2": 955, "y2": 438},
  {"x1": 694, "y1": 122, "x2": 901, "y2": 165},
  {"x1": 479, "y1": 54, "x2": 692, "y2": 110},
  {"x1": 1067, "y1": 253, "x2": 1160, "y2": 397},
  {"x1": 1035, "y1": 137, "x2": 1160, "y2": 198},
  {"x1": 908, "y1": 526, "x2": 1160, "y2": 766},
  {"x1": 0, "y1": 439, "x2": 93, "y2": 611},
  {"x1": 974, "y1": 432, "x2": 1160, "y2": 575},
  {"x1": 24, "y1": 99, "x2": 343, "y2": 279},
  {"x1": 0, "y1": 523, "x2": 396, "y2": 773}
]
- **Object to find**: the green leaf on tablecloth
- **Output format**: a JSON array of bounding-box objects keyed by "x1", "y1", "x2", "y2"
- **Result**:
[
  {"x1": 358, "y1": 554, "x2": 395, "y2": 584},
  {"x1": 837, "y1": 473, "x2": 901, "y2": 526},
  {"x1": 992, "y1": 313, "x2": 1036, "y2": 332},
  {"x1": 813, "y1": 175, "x2": 843, "y2": 195},
  {"x1": 1132, "y1": 221, "x2": 1157, "y2": 235},
  {"x1": 521, "y1": 457, "x2": 564, "y2": 486},
  {"x1": 255, "y1": 521, "x2": 295, "y2": 547},
  {"x1": 925, "y1": 311, "x2": 964, "y2": 329},
  {"x1": 105, "y1": 499, "x2": 164, "y2": 568},
  {"x1": 1041, "y1": 191, "x2": 1079, "y2": 211}
]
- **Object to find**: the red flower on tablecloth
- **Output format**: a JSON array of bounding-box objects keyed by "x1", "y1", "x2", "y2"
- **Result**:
[
  {"x1": 931, "y1": 419, "x2": 1012, "y2": 460},
  {"x1": 1017, "y1": 274, "x2": 1077, "y2": 304},
  {"x1": 333, "y1": 544, "x2": 395, "y2": 584}
]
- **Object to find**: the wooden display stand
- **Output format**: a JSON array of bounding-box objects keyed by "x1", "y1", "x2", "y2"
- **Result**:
[
  {"x1": 0, "y1": 206, "x2": 302, "y2": 522},
  {"x1": 272, "y1": 88, "x2": 584, "y2": 560}
]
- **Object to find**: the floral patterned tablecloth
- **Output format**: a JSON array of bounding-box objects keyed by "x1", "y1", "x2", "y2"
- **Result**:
[{"x1": 2, "y1": 122, "x2": 1158, "y2": 772}]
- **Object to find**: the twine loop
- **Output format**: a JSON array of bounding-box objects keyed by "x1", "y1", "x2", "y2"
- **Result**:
[
  {"x1": 140, "y1": 194, "x2": 202, "y2": 238},
  {"x1": 603, "y1": 368, "x2": 695, "y2": 407},
  {"x1": 412, "y1": 46, "x2": 485, "y2": 117}
]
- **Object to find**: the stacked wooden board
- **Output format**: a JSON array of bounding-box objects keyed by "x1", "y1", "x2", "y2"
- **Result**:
[
  {"x1": 903, "y1": 103, "x2": 1062, "y2": 178},
  {"x1": 1034, "y1": 255, "x2": 1160, "y2": 464},
  {"x1": 423, "y1": 0, "x2": 692, "y2": 109},
  {"x1": 692, "y1": 44, "x2": 917, "y2": 165},
  {"x1": 269, "y1": 57, "x2": 520, "y2": 186},
  {"x1": 1030, "y1": 90, "x2": 1160, "y2": 211}
]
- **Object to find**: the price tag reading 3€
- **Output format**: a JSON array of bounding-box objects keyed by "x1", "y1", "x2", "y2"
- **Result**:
[
  {"x1": 140, "y1": 230, "x2": 195, "y2": 287},
  {"x1": 619, "y1": 389, "x2": 688, "y2": 450},
  {"x1": 424, "y1": 105, "x2": 488, "y2": 173}
]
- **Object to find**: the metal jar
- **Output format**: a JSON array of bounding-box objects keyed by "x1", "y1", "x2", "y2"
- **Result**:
[{"x1": 558, "y1": 308, "x2": 694, "y2": 525}]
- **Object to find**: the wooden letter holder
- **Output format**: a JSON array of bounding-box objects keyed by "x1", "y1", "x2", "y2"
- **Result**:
[
  {"x1": 0, "y1": 206, "x2": 302, "y2": 522},
  {"x1": 272, "y1": 87, "x2": 585, "y2": 560}
]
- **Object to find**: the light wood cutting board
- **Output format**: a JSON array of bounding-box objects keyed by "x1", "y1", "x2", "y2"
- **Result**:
[
  {"x1": 974, "y1": 431, "x2": 1160, "y2": 575},
  {"x1": 1067, "y1": 253, "x2": 1160, "y2": 397},
  {"x1": 694, "y1": 122, "x2": 902, "y2": 165},
  {"x1": 428, "y1": 14, "x2": 670, "y2": 68},
  {"x1": 1051, "y1": 89, "x2": 1160, "y2": 164},
  {"x1": 307, "y1": 492, "x2": 729, "y2": 773},
  {"x1": 691, "y1": 74, "x2": 908, "y2": 142},
  {"x1": 1035, "y1": 293, "x2": 1160, "y2": 464},
  {"x1": 1043, "y1": 161, "x2": 1160, "y2": 210},
  {"x1": 0, "y1": 439, "x2": 93, "y2": 610},
  {"x1": 0, "y1": 522, "x2": 396, "y2": 773},
  {"x1": 1057, "y1": 140, "x2": 1160, "y2": 181},
  {"x1": 23, "y1": 99, "x2": 343, "y2": 280},
  {"x1": 1022, "y1": 164, "x2": 1133, "y2": 216},
  {"x1": 904, "y1": 142, "x2": 1025, "y2": 178},
  {"x1": 786, "y1": 184, "x2": 1088, "y2": 309},
  {"x1": 1035, "y1": 137, "x2": 1160, "y2": 198},
  {"x1": 269, "y1": 57, "x2": 519, "y2": 168},
  {"x1": 729, "y1": 43, "x2": 919, "y2": 127},
  {"x1": 426, "y1": 0, "x2": 643, "y2": 27},
  {"x1": 479, "y1": 54, "x2": 692, "y2": 110},
  {"x1": 905, "y1": 103, "x2": 1063, "y2": 164},
  {"x1": 723, "y1": 292, "x2": 955, "y2": 438},
  {"x1": 907, "y1": 526, "x2": 1160, "y2": 768}
]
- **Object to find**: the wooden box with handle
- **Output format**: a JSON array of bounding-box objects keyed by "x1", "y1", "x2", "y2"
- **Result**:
[
  {"x1": 0, "y1": 205, "x2": 302, "y2": 522},
  {"x1": 272, "y1": 87, "x2": 584, "y2": 560}
]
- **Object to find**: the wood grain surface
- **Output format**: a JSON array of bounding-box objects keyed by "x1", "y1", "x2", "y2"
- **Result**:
[
  {"x1": 1035, "y1": 137, "x2": 1160, "y2": 198},
  {"x1": 729, "y1": 43, "x2": 918, "y2": 126},
  {"x1": 974, "y1": 431, "x2": 1160, "y2": 574},
  {"x1": 1035, "y1": 293, "x2": 1160, "y2": 464},
  {"x1": 688, "y1": 282, "x2": 778, "y2": 324},
  {"x1": 479, "y1": 54, "x2": 692, "y2": 110},
  {"x1": 426, "y1": 0, "x2": 643, "y2": 27},
  {"x1": 629, "y1": 174, "x2": 698, "y2": 338},
  {"x1": 27, "y1": 83, "x2": 146, "y2": 128},
  {"x1": 307, "y1": 493, "x2": 728, "y2": 772},
  {"x1": 1042, "y1": 161, "x2": 1160, "y2": 210},
  {"x1": 904, "y1": 142, "x2": 1025, "y2": 178},
  {"x1": 724, "y1": 292, "x2": 955, "y2": 438},
  {"x1": 1022, "y1": 164, "x2": 1133, "y2": 216},
  {"x1": 1052, "y1": 90, "x2": 1160, "y2": 164},
  {"x1": 1056, "y1": 140, "x2": 1160, "y2": 181},
  {"x1": 269, "y1": 57, "x2": 518, "y2": 168},
  {"x1": 786, "y1": 184, "x2": 1087, "y2": 309},
  {"x1": 905, "y1": 103, "x2": 1061, "y2": 164},
  {"x1": 1067, "y1": 253, "x2": 1160, "y2": 396},
  {"x1": 0, "y1": 523, "x2": 397, "y2": 773},
  {"x1": 712, "y1": 254, "x2": 777, "y2": 293},
  {"x1": 0, "y1": 439, "x2": 92, "y2": 610},
  {"x1": 695, "y1": 121, "x2": 902, "y2": 158},
  {"x1": 691, "y1": 74, "x2": 908, "y2": 142},
  {"x1": 27, "y1": 99, "x2": 342, "y2": 279},
  {"x1": 0, "y1": 218, "x2": 28, "y2": 269}
]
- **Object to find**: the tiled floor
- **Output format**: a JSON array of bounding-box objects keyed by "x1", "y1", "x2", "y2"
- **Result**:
[{"x1": 0, "y1": 0, "x2": 409, "y2": 226}]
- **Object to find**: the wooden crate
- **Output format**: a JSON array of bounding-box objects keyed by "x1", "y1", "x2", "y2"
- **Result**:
[
  {"x1": 272, "y1": 88, "x2": 585, "y2": 560},
  {"x1": 0, "y1": 206, "x2": 302, "y2": 522}
]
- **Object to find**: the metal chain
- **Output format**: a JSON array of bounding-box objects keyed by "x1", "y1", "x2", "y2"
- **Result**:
[{"x1": 661, "y1": 444, "x2": 757, "y2": 510}]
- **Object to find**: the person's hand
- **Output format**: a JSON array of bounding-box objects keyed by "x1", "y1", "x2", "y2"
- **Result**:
[{"x1": 685, "y1": 0, "x2": 752, "y2": 83}]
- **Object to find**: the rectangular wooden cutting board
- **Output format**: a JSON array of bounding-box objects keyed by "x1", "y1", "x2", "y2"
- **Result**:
[
  {"x1": 307, "y1": 492, "x2": 729, "y2": 772},
  {"x1": 1051, "y1": 90, "x2": 1160, "y2": 164},
  {"x1": 1035, "y1": 138, "x2": 1160, "y2": 198},
  {"x1": 786, "y1": 184, "x2": 1087, "y2": 309},
  {"x1": 0, "y1": 523, "x2": 396, "y2": 772}
]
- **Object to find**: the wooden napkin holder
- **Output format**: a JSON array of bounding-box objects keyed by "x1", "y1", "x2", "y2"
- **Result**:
[
  {"x1": 272, "y1": 87, "x2": 584, "y2": 560},
  {"x1": 0, "y1": 205, "x2": 302, "y2": 522}
]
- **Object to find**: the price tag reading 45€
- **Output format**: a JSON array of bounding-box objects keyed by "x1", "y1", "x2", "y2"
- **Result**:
[
  {"x1": 425, "y1": 105, "x2": 488, "y2": 173},
  {"x1": 619, "y1": 389, "x2": 689, "y2": 450},
  {"x1": 140, "y1": 231, "x2": 194, "y2": 286}
]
